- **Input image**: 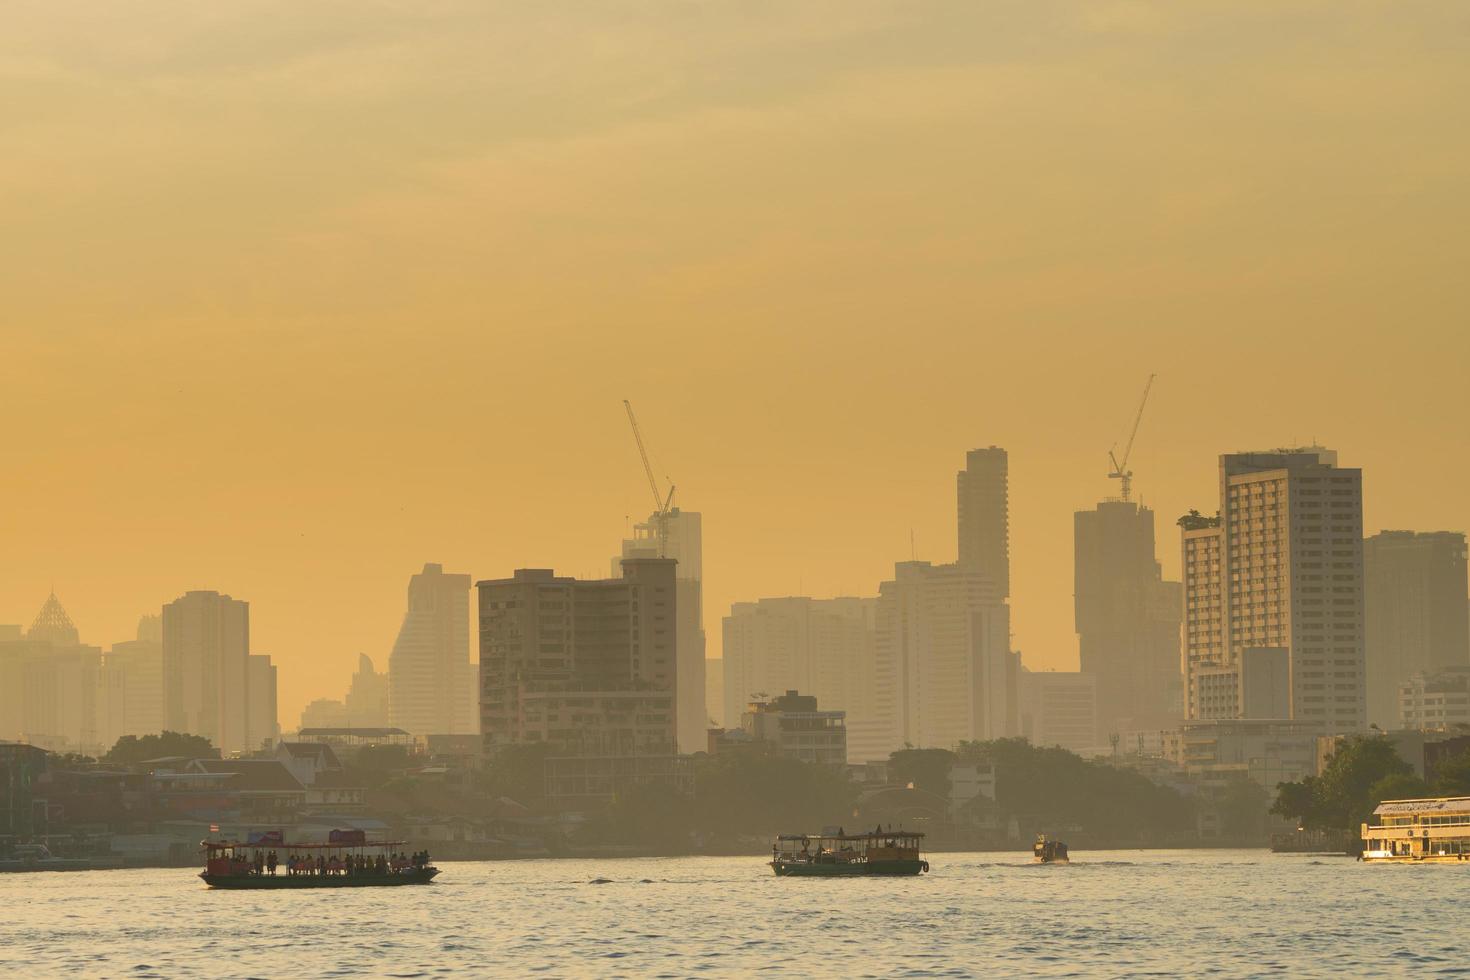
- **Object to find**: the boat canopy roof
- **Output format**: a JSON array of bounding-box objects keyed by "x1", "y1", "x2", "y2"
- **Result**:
[
  {"x1": 1372, "y1": 797, "x2": 1470, "y2": 817},
  {"x1": 776, "y1": 831, "x2": 924, "y2": 841}
]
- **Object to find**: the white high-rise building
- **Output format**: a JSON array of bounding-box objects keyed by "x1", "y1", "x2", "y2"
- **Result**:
[
  {"x1": 387, "y1": 563, "x2": 475, "y2": 737},
  {"x1": 865, "y1": 561, "x2": 1016, "y2": 762},
  {"x1": 721, "y1": 596, "x2": 876, "y2": 744},
  {"x1": 615, "y1": 508, "x2": 706, "y2": 754},
  {"x1": 1181, "y1": 448, "x2": 1366, "y2": 733}
]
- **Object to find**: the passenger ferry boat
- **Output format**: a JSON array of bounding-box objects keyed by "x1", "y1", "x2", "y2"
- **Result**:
[
  {"x1": 200, "y1": 830, "x2": 439, "y2": 888},
  {"x1": 1361, "y1": 797, "x2": 1470, "y2": 863},
  {"x1": 1033, "y1": 835, "x2": 1069, "y2": 864},
  {"x1": 770, "y1": 830, "x2": 928, "y2": 876}
]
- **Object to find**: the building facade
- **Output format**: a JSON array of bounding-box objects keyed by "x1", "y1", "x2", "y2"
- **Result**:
[
  {"x1": 740, "y1": 690, "x2": 847, "y2": 765},
  {"x1": 1181, "y1": 448, "x2": 1366, "y2": 733},
  {"x1": 1365, "y1": 531, "x2": 1470, "y2": 729},
  {"x1": 1075, "y1": 500, "x2": 1183, "y2": 737},
  {"x1": 1398, "y1": 667, "x2": 1470, "y2": 731},
  {"x1": 1020, "y1": 670, "x2": 1099, "y2": 755},
  {"x1": 162, "y1": 590, "x2": 251, "y2": 755},
  {"x1": 387, "y1": 563, "x2": 475, "y2": 737},
  {"x1": 720, "y1": 596, "x2": 875, "y2": 748},
  {"x1": 614, "y1": 508, "x2": 706, "y2": 754}
]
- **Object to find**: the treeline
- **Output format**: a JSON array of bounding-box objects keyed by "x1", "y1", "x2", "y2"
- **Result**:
[{"x1": 1271, "y1": 735, "x2": 1470, "y2": 832}]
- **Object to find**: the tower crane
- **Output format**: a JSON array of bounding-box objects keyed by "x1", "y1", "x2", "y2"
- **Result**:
[
  {"x1": 1107, "y1": 374, "x2": 1156, "y2": 503},
  {"x1": 623, "y1": 399, "x2": 675, "y2": 557}
]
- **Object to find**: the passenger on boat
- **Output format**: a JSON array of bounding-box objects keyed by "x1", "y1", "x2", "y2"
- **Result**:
[
  {"x1": 317, "y1": 855, "x2": 326, "y2": 876},
  {"x1": 266, "y1": 850, "x2": 277, "y2": 876}
]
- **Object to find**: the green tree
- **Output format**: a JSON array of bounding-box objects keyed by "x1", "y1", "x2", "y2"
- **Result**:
[
  {"x1": 1272, "y1": 736, "x2": 1412, "y2": 830},
  {"x1": 1213, "y1": 775, "x2": 1269, "y2": 840},
  {"x1": 1430, "y1": 747, "x2": 1470, "y2": 796},
  {"x1": 103, "y1": 731, "x2": 216, "y2": 766},
  {"x1": 1369, "y1": 772, "x2": 1429, "y2": 807},
  {"x1": 887, "y1": 747, "x2": 957, "y2": 798}
]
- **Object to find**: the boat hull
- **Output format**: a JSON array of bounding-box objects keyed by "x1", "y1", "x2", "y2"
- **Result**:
[
  {"x1": 201, "y1": 868, "x2": 439, "y2": 889},
  {"x1": 771, "y1": 860, "x2": 926, "y2": 877}
]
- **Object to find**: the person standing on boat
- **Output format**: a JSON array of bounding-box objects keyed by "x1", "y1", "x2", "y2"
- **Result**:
[{"x1": 266, "y1": 850, "x2": 277, "y2": 876}]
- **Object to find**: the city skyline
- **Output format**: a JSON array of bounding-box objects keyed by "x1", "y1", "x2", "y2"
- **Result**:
[{"x1": 4, "y1": 421, "x2": 1469, "y2": 727}]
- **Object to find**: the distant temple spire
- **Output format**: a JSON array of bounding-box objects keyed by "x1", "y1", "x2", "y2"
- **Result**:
[{"x1": 28, "y1": 591, "x2": 80, "y2": 646}]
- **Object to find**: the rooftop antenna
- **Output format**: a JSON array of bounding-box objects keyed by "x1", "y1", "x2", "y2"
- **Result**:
[{"x1": 1107, "y1": 373, "x2": 1156, "y2": 503}]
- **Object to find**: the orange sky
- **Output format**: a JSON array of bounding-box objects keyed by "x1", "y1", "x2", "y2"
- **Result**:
[{"x1": 2, "y1": 2, "x2": 1467, "y2": 726}]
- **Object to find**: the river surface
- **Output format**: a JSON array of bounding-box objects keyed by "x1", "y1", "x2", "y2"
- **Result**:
[{"x1": 1, "y1": 849, "x2": 1465, "y2": 977}]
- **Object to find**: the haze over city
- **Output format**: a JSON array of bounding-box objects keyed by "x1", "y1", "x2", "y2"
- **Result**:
[{"x1": 4, "y1": 2, "x2": 1467, "y2": 725}]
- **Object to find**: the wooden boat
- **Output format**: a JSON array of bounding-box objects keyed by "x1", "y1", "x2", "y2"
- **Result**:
[
  {"x1": 0, "y1": 843, "x2": 125, "y2": 873},
  {"x1": 200, "y1": 830, "x2": 439, "y2": 889},
  {"x1": 1033, "y1": 835, "x2": 1069, "y2": 864},
  {"x1": 1361, "y1": 797, "x2": 1470, "y2": 863},
  {"x1": 770, "y1": 831, "x2": 928, "y2": 876}
]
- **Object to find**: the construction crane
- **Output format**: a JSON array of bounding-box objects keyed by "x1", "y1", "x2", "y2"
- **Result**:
[
  {"x1": 1107, "y1": 373, "x2": 1156, "y2": 503},
  {"x1": 623, "y1": 399, "x2": 675, "y2": 557}
]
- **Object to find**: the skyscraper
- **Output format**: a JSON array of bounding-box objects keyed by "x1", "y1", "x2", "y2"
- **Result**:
[
  {"x1": 1364, "y1": 531, "x2": 1470, "y2": 728},
  {"x1": 477, "y1": 560, "x2": 677, "y2": 755},
  {"x1": 246, "y1": 654, "x2": 278, "y2": 751},
  {"x1": 721, "y1": 596, "x2": 876, "y2": 744},
  {"x1": 104, "y1": 614, "x2": 165, "y2": 739},
  {"x1": 1181, "y1": 447, "x2": 1366, "y2": 732},
  {"x1": 957, "y1": 446, "x2": 1009, "y2": 597},
  {"x1": 345, "y1": 653, "x2": 390, "y2": 727},
  {"x1": 0, "y1": 595, "x2": 105, "y2": 753},
  {"x1": 387, "y1": 563, "x2": 474, "y2": 737},
  {"x1": 1075, "y1": 500, "x2": 1183, "y2": 736},
  {"x1": 866, "y1": 561, "x2": 1016, "y2": 761},
  {"x1": 162, "y1": 590, "x2": 251, "y2": 754},
  {"x1": 614, "y1": 507, "x2": 706, "y2": 753}
]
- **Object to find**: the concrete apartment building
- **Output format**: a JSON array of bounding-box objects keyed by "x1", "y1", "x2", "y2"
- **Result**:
[
  {"x1": 1365, "y1": 531, "x2": 1470, "y2": 728},
  {"x1": 477, "y1": 560, "x2": 678, "y2": 758},
  {"x1": 1075, "y1": 500, "x2": 1183, "y2": 737},
  {"x1": 162, "y1": 590, "x2": 253, "y2": 755},
  {"x1": 1398, "y1": 666, "x2": 1470, "y2": 731},
  {"x1": 740, "y1": 690, "x2": 847, "y2": 765},
  {"x1": 614, "y1": 507, "x2": 707, "y2": 754},
  {"x1": 1181, "y1": 448, "x2": 1366, "y2": 734},
  {"x1": 387, "y1": 563, "x2": 475, "y2": 737},
  {"x1": 720, "y1": 596, "x2": 875, "y2": 749}
]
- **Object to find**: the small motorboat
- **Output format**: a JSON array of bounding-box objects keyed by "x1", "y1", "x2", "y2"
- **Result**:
[{"x1": 1033, "y1": 835, "x2": 1069, "y2": 864}]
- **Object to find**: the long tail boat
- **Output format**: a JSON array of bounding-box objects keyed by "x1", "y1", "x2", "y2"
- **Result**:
[
  {"x1": 770, "y1": 830, "x2": 928, "y2": 876},
  {"x1": 200, "y1": 830, "x2": 439, "y2": 889}
]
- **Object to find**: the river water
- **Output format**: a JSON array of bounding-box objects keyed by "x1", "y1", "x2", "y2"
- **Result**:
[{"x1": 1, "y1": 849, "x2": 1464, "y2": 977}]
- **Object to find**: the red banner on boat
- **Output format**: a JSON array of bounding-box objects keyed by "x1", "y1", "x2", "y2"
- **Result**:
[
  {"x1": 328, "y1": 829, "x2": 366, "y2": 846},
  {"x1": 247, "y1": 830, "x2": 284, "y2": 845}
]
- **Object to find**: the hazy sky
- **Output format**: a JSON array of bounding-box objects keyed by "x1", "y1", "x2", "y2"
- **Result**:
[{"x1": 3, "y1": 1, "x2": 1467, "y2": 726}]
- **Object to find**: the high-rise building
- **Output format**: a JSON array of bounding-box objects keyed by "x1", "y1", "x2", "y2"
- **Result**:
[
  {"x1": 865, "y1": 561, "x2": 1016, "y2": 761},
  {"x1": 1398, "y1": 667, "x2": 1470, "y2": 731},
  {"x1": 1364, "y1": 531, "x2": 1470, "y2": 728},
  {"x1": 0, "y1": 595, "x2": 107, "y2": 753},
  {"x1": 247, "y1": 654, "x2": 278, "y2": 751},
  {"x1": 387, "y1": 563, "x2": 474, "y2": 737},
  {"x1": 477, "y1": 560, "x2": 677, "y2": 756},
  {"x1": 162, "y1": 590, "x2": 251, "y2": 754},
  {"x1": 1020, "y1": 669, "x2": 1099, "y2": 755},
  {"x1": 345, "y1": 653, "x2": 390, "y2": 727},
  {"x1": 614, "y1": 507, "x2": 706, "y2": 754},
  {"x1": 957, "y1": 447, "x2": 1009, "y2": 597},
  {"x1": 104, "y1": 615, "x2": 165, "y2": 739},
  {"x1": 721, "y1": 596, "x2": 876, "y2": 746},
  {"x1": 1180, "y1": 447, "x2": 1366, "y2": 733},
  {"x1": 1075, "y1": 500, "x2": 1183, "y2": 737}
]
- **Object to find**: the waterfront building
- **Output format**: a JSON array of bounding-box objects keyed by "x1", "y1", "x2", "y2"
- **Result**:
[
  {"x1": 1398, "y1": 667, "x2": 1470, "y2": 731},
  {"x1": 614, "y1": 507, "x2": 706, "y2": 754},
  {"x1": 162, "y1": 590, "x2": 251, "y2": 755},
  {"x1": 1167, "y1": 719, "x2": 1321, "y2": 792},
  {"x1": 1365, "y1": 531, "x2": 1470, "y2": 729},
  {"x1": 1180, "y1": 447, "x2": 1366, "y2": 733},
  {"x1": 387, "y1": 563, "x2": 475, "y2": 737},
  {"x1": 740, "y1": 690, "x2": 847, "y2": 765},
  {"x1": 957, "y1": 446, "x2": 1009, "y2": 597},
  {"x1": 1020, "y1": 670, "x2": 1099, "y2": 755},
  {"x1": 0, "y1": 741, "x2": 50, "y2": 836},
  {"x1": 865, "y1": 561, "x2": 1015, "y2": 761},
  {"x1": 1075, "y1": 499, "x2": 1183, "y2": 737},
  {"x1": 477, "y1": 560, "x2": 678, "y2": 756},
  {"x1": 721, "y1": 596, "x2": 875, "y2": 749}
]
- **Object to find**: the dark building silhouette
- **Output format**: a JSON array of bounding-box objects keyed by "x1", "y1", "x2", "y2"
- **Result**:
[
  {"x1": 957, "y1": 446, "x2": 1009, "y2": 598},
  {"x1": 1075, "y1": 500, "x2": 1182, "y2": 737},
  {"x1": 1365, "y1": 531, "x2": 1470, "y2": 728}
]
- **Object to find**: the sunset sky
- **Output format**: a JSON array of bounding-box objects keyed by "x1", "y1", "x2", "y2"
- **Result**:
[{"x1": 3, "y1": 1, "x2": 1467, "y2": 726}]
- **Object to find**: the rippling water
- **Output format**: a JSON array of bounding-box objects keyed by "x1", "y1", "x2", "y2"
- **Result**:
[{"x1": 2, "y1": 850, "x2": 1466, "y2": 977}]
